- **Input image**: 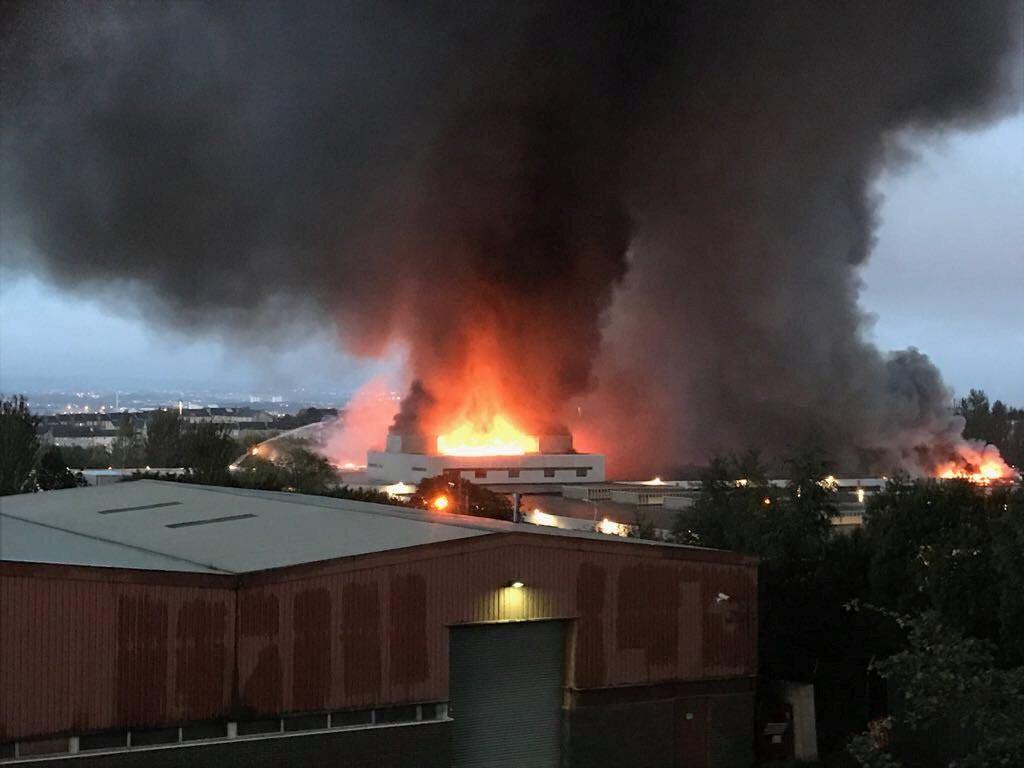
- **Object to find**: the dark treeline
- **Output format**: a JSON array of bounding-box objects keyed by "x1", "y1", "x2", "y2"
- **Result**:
[
  {"x1": 673, "y1": 452, "x2": 1023, "y2": 767},
  {"x1": 957, "y1": 389, "x2": 1024, "y2": 469}
]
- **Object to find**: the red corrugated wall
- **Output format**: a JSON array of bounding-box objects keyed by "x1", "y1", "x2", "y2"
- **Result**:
[
  {"x1": 234, "y1": 534, "x2": 757, "y2": 715},
  {"x1": 1, "y1": 533, "x2": 756, "y2": 742},
  {"x1": 0, "y1": 563, "x2": 235, "y2": 743}
]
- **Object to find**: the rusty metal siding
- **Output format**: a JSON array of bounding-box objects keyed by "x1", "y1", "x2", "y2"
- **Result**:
[
  {"x1": 3, "y1": 533, "x2": 756, "y2": 743},
  {"x1": 234, "y1": 534, "x2": 757, "y2": 716},
  {"x1": 0, "y1": 563, "x2": 235, "y2": 743}
]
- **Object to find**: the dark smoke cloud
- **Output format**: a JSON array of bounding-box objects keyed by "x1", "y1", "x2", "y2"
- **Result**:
[{"x1": 2, "y1": 1, "x2": 1020, "y2": 474}]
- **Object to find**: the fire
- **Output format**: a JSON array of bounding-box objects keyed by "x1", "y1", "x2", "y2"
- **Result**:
[
  {"x1": 431, "y1": 495, "x2": 450, "y2": 511},
  {"x1": 596, "y1": 517, "x2": 629, "y2": 537},
  {"x1": 437, "y1": 413, "x2": 539, "y2": 456},
  {"x1": 934, "y1": 442, "x2": 1017, "y2": 485}
]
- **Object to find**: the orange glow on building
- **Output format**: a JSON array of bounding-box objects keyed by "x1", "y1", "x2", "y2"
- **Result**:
[{"x1": 436, "y1": 413, "x2": 539, "y2": 456}]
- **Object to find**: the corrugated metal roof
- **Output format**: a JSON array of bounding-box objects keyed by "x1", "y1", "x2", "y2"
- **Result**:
[{"x1": 0, "y1": 480, "x2": 721, "y2": 575}]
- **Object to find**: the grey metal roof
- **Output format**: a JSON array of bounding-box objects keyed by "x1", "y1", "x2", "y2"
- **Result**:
[
  {"x1": 0, "y1": 480, "x2": 498, "y2": 573},
  {"x1": 0, "y1": 480, "x2": 701, "y2": 575}
]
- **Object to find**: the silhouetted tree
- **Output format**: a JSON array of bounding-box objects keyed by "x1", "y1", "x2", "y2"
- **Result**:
[
  {"x1": 413, "y1": 475, "x2": 512, "y2": 520},
  {"x1": 848, "y1": 609, "x2": 1024, "y2": 768},
  {"x1": 956, "y1": 388, "x2": 1024, "y2": 468},
  {"x1": 181, "y1": 423, "x2": 238, "y2": 485},
  {"x1": 145, "y1": 409, "x2": 183, "y2": 467},
  {"x1": 1, "y1": 395, "x2": 40, "y2": 495},
  {"x1": 864, "y1": 479, "x2": 1024, "y2": 665},
  {"x1": 61, "y1": 444, "x2": 114, "y2": 469},
  {"x1": 111, "y1": 417, "x2": 142, "y2": 468},
  {"x1": 35, "y1": 445, "x2": 85, "y2": 490}
]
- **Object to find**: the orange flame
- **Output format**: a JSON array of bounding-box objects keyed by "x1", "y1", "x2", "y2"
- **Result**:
[
  {"x1": 934, "y1": 442, "x2": 1017, "y2": 485},
  {"x1": 437, "y1": 413, "x2": 539, "y2": 456}
]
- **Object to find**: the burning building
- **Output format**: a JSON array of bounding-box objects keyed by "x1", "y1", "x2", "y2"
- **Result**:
[
  {"x1": 3, "y1": 2, "x2": 1021, "y2": 479},
  {"x1": 366, "y1": 423, "x2": 605, "y2": 485}
]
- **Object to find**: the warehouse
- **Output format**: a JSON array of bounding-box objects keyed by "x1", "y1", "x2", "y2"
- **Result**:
[{"x1": 0, "y1": 481, "x2": 757, "y2": 767}]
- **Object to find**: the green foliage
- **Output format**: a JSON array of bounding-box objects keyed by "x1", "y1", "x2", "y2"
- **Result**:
[
  {"x1": 412, "y1": 475, "x2": 512, "y2": 520},
  {"x1": 144, "y1": 409, "x2": 183, "y2": 467},
  {"x1": 0, "y1": 395, "x2": 40, "y2": 495},
  {"x1": 35, "y1": 445, "x2": 85, "y2": 490},
  {"x1": 671, "y1": 450, "x2": 835, "y2": 565},
  {"x1": 864, "y1": 480, "x2": 1024, "y2": 664},
  {"x1": 180, "y1": 423, "x2": 238, "y2": 485},
  {"x1": 848, "y1": 609, "x2": 1024, "y2": 768},
  {"x1": 276, "y1": 446, "x2": 337, "y2": 494},
  {"x1": 324, "y1": 485, "x2": 407, "y2": 505},
  {"x1": 60, "y1": 444, "x2": 114, "y2": 469},
  {"x1": 111, "y1": 417, "x2": 143, "y2": 468},
  {"x1": 228, "y1": 444, "x2": 336, "y2": 494}
]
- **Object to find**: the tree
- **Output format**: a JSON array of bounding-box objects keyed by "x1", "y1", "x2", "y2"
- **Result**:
[
  {"x1": 278, "y1": 446, "x2": 336, "y2": 494},
  {"x1": 848, "y1": 609, "x2": 1024, "y2": 768},
  {"x1": 181, "y1": 423, "x2": 238, "y2": 485},
  {"x1": 36, "y1": 445, "x2": 85, "y2": 490},
  {"x1": 1, "y1": 395, "x2": 40, "y2": 495},
  {"x1": 955, "y1": 388, "x2": 1024, "y2": 468},
  {"x1": 61, "y1": 444, "x2": 115, "y2": 469},
  {"x1": 957, "y1": 388, "x2": 991, "y2": 442},
  {"x1": 111, "y1": 417, "x2": 142, "y2": 468},
  {"x1": 413, "y1": 475, "x2": 512, "y2": 520},
  {"x1": 145, "y1": 409, "x2": 183, "y2": 467},
  {"x1": 863, "y1": 480, "x2": 1023, "y2": 664}
]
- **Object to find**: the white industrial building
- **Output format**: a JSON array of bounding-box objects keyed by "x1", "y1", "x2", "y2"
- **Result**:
[{"x1": 366, "y1": 433, "x2": 605, "y2": 485}]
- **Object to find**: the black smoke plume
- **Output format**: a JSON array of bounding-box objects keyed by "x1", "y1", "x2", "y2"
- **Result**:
[{"x1": 2, "y1": 2, "x2": 1020, "y2": 474}]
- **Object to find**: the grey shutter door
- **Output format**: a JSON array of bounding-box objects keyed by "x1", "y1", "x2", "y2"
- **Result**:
[{"x1": 449, "y1": 621, "x2": 565, "y2": 768}]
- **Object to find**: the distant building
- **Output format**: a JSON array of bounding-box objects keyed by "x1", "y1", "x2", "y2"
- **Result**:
[
  {"x1": 41, "y1": 425, "x2": 120, "y2": 448},
  {"x1": 181, "y1": 406, "x2": 274, "y2": 424},
  {"x1": 1, "y1": 481, "x2": 757, "y2": 768}
]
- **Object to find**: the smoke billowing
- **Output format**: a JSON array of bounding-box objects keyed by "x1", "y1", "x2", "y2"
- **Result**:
[{"x1": 2, "y1": 2, "x2": 1021, "y2": 474}]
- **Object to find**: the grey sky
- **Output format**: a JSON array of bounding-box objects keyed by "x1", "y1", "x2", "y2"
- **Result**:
[
  {"x1": 1, "y1": 115, "x2": 1022, "y2": 402},
  {"x1": 859, "y1": 113, "x2": 1024, "y2": 404}
]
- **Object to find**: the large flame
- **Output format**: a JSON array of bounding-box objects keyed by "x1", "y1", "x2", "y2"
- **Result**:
[
  {"x1": 934, "y1": 442, "x2": 1017, "y2": 485},
  {"x1": 437, "y1": 412, "x2": 539, "y2": 456}
]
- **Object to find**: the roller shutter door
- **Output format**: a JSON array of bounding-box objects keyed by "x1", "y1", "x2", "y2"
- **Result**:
[{"x1": 449, "y1": 620, "x2": 565, "y2": 768}]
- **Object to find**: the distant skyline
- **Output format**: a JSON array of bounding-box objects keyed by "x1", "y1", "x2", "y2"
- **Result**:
[{"x1": 2, "y1": 114, "x2": 1022, "y2": 404}]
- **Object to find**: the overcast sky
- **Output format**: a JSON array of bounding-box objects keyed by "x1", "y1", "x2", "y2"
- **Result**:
[{"x1": 1, "y1": 114, "x2": 1022, "y2": 402}]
